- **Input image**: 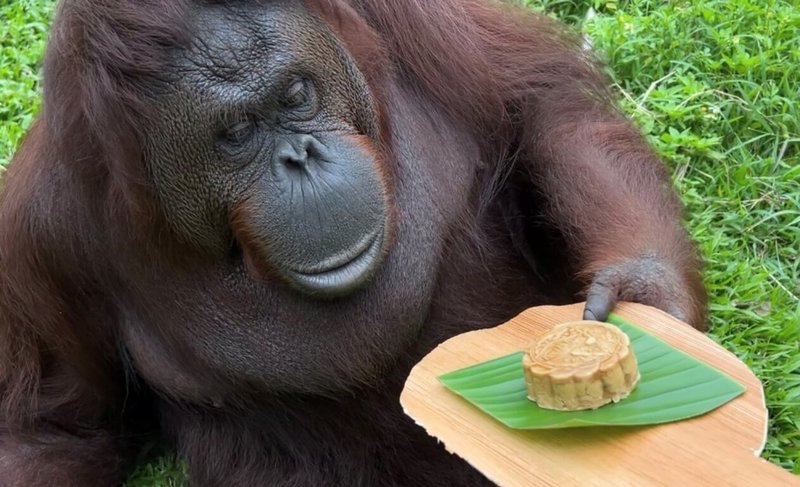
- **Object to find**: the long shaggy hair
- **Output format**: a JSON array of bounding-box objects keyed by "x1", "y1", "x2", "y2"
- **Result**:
[{"x1": 0, "y1": 1, "x2": 706, "y2": 485}]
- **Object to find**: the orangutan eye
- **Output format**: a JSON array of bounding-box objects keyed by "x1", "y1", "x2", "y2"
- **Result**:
[
  {"x1": 284, "y1": 79, "x2": 311, "y2": 108},
  {"x1": 221, "y1": 118, "x2": 255, "y2": 147}
]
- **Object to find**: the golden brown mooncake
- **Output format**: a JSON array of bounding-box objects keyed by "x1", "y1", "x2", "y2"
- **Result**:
[{"x1": 522, "y1": 320, "x2": 640, "y2": 411}]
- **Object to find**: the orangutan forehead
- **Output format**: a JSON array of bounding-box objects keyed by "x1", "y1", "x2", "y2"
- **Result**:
[
  {"x1": 151, "y1": 1, "x2": 369, "y2": 131},
  {"x1": 181, "y1": 2, "x2": 338, "y2": 80}
]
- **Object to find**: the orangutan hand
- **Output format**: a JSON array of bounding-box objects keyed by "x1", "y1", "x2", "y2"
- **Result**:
[{"x1": 582, "y1": 252, "x2": 703, "y2": 329}]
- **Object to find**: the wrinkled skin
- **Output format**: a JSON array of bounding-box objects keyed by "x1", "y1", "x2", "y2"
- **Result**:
[
  {"x1": 146, "y1": 5, "x2": 389, "y2": 298},
  {"x1": 126, "y1": 4, "x2": 458, "y2": 398},
  {"x1": 0, "y1": 1, "x2": 707, "y2": 486}
]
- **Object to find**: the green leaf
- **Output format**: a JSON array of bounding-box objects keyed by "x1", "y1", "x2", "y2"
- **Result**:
[{"x1": 438, "y1": 314, "x2": 746, "y2": 429}]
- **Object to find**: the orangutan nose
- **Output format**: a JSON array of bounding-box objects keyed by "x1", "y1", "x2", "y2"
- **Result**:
[{"x1": 273, "y1": 135, "x2": 322, "y2": 169}]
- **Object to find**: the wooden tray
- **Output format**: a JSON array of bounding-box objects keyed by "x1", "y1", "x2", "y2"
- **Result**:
[{"x1": 400, "y1": 302, "x2": 799, "y2": 486}]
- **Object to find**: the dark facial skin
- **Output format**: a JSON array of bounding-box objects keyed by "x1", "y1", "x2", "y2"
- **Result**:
[
  {"x1": 129, "y1": 2, "x2": 476, "y2": 399},
  {"x1": 144, "y1": 3, "x2": 387, "y2": 298}
]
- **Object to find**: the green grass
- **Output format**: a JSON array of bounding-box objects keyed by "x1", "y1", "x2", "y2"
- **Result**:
[
  {"x1": 0, "y1": 0, "x2": 49, "y2": 170},
  {"x1": 526, "y1": 0, "x2": 800, "y2": 473},
  {"x1": 124, "y1": 452, "x2": 187, "y2": 487},
  {"x1": 2, "y1": 0, "x2": 798, "y2": 482}
]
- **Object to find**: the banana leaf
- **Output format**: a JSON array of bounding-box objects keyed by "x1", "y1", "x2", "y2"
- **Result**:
[{"x1": 438, "y1": 314, "x2": 746, "y2": 429}]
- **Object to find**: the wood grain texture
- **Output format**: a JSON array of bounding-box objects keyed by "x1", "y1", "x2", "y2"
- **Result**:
[{"x1": 400, "y1": 302, "x2": 799, "y2": 486}]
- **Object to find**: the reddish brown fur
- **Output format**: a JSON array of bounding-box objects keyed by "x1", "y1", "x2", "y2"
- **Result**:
[
  {"x1": 312, "y1": 0, "x2": 706, "y2": 324},
  {"x1": 0, "y1": 0, "x2": 706, "y2": 485}
]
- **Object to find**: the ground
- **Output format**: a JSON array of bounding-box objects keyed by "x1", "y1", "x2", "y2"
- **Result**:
[{"x1": 1, "y1": 0, "x2": 797, "y2": 484}]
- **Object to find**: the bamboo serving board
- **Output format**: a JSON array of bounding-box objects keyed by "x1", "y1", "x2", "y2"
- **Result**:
[{"x1": 400, "y1": 302, "x2": 799, "y2": 486}]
